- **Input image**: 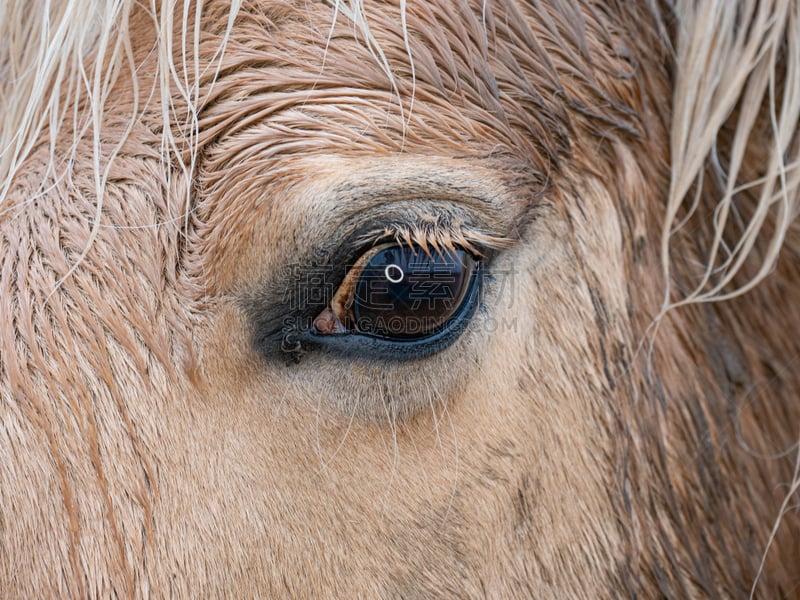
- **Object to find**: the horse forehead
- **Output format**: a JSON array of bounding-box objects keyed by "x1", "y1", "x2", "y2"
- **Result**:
[
  {"x1": 185, "y1": 0, "x2": 653, "y2": 208},
  {"x1": 188, "y1": 0, "x2": 645, "y2": 153}
]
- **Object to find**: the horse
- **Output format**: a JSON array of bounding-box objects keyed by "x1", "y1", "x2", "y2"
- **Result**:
[{"x1": 1, "y1": 0, "x2": 798, "y2": 596}]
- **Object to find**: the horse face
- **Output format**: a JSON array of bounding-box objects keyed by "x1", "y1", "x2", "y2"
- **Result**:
[
  {"x1": 1, "y1": 0, "x2": 798, "y2": 597},
  {"x1": 159, "y1": 3, "x2": 653, "y2": 594}
]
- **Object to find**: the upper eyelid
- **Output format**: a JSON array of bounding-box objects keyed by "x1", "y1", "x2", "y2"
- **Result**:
[
  {"x1": 295, "y1": 205, "x2": 505, "y2": 279},
  {"x1": 353, "y1": 221, "x2": 512, "y2": 257},
  {"x1": 251, "y1": 171, "x2": 531, "y2": 295},
  {"x1": 273, "y1": 156, "x2": 544, "y2": 237}
]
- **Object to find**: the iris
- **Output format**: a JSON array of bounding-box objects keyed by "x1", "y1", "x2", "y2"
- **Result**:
[{"x1": 352, "y1": 245, "x2": 477, "y2": 340}]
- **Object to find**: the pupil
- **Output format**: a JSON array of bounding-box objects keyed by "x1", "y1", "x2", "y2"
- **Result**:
[{"x1": 353, "y1": 245, "x2": 476, "y2": 340}]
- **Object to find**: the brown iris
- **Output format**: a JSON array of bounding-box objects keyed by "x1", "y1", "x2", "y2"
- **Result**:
[{"x1": 313, "y1": 244, "x2": 478, "y2": 341}]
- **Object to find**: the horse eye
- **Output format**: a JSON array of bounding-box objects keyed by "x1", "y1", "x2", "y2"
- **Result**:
[
  {"x1": 351, "y1": 245, "x2": 478, "y2": 340},
  {"x1": 309, "y1": 243, "x2": 482, "y2": 353}
]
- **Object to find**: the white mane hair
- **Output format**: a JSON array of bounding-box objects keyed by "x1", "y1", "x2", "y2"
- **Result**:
[{"x1": 664, "y1": 0, "x2": 800, "y2": 307}]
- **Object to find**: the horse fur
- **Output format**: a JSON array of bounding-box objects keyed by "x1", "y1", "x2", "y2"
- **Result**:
[{"x1": 0, "y1": 0, "x2": 799, "y2": 597}]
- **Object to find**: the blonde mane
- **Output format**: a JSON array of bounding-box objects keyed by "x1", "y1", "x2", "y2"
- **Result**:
[
  {"x1": 0, "y1": 0, "x2": 242, "y2": 284},
  {"x1": 663, "y1": 0, "x2": 800, "y2": 308}
]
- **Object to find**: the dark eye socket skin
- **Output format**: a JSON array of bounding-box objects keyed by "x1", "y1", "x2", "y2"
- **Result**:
[{"x1": 298, "y1": 243, "x2": 483, "y2": 360}]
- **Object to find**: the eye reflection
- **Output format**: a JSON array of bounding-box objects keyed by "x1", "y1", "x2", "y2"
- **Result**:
[
  {"x1": 384, "y1": 263, "x2": 404, "y2": 283},
  {"x1": 352, "y1": 245, "x2": 476, "y2": 339}
]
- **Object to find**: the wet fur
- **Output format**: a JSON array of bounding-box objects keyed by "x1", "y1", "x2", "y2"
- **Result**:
[{"x1": 0, "y1": 0, "x2": 799, "y2": 597}]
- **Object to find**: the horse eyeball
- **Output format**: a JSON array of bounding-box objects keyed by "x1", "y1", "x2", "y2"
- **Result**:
[{"x1": 350, "y1": 245, "x2": 478, "y2": 341}]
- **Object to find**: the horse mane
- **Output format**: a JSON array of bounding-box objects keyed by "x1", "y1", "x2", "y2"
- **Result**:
[{"x1": 662, "y1": 0, "x2": 800, "y2": 308}]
